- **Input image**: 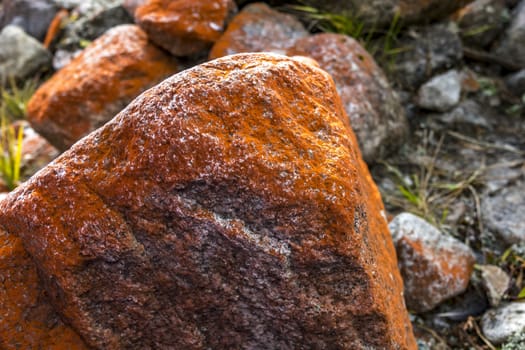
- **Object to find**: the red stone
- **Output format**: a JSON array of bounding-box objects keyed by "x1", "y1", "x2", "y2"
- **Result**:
[
  {"x1": 134, "y1": 0, "x2": 237, "y2": 57},
  {"x1": 209, "y1": 3, "x2": 308, "y2": 59},
  {"x1": 287, "y1": 33, "x2": 408, "y2": 162},
  {"x1": 1, "y1": 53, "x2": 416, "y2": 349},
  {"x1": 0, "y1": 228, "x2": 88, "y2": 349},
  {"x1": 27, "y1": 24, "x2": 179, "y2": 151},
  {"x1": 389, "y1": 213, "x2": 475, "y2": 312}
]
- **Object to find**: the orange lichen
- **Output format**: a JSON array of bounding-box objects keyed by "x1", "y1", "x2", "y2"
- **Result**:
[
  {"x1": 2, "y1": 53, "x2": 416, "y2": 349},
  {"x1": 27, "y1": 24, "x2": 179, "y2": 151},
  {"x1": 0, "y1": 228, "x2": 88, "y2": 349},
  {"x1": 135, "y1": 0, "x2": 237, "y2": 56}
]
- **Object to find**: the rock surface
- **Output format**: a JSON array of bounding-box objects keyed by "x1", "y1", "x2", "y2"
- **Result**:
[
  {"x1": 505, "y1": 68, "x2": 525, "y2": 96},
  {"x1": 58, "y1": 0, "x2": 133, "y2": 49},
  {"x1": 287, "y1": 33, "x2": 408, "y2": 163},
  {"x1": 0, "y1": 0, "x2": 58, "y2": 41},
  {"x1": 0, "y1": 53, "x2": 416, "y2": 349},
  {"x1": 393, "y1": 24, "x2": 463, "y2": 89},
  {"x1": 478, "y1": 264, "x2": 510, "y2": 307},
  {"x1": 481, "y1": 302, "x2": 525, "y2": 345},
  {"x1": 209, "y1": 3, "x2": 308, "y2": 59},
  {"x1": 27, "y1": 24, "x2": 179, "y2": 151},
  {"x1": 0, "y1": 228, "x2": 88, "y2": 349},
  {"x1": 134, "y1": 0, "x2": 237, "y2": 56},
  {"x1": 388, "y1": 212, "x2": 476, "y2": 312},
  {"x1": 482, "y1": 179, "x2": 525, "y2": 245},
  {"x1": 495, "y1": 0, "x2": 525, "y2": 68},
  {"x1": 434, "y1": 99, "x2": 491, "y2": 128},
  {"x1": 454, "y1": 0, "x2": 508, "y2": 48},
  {"x1": 417, "y1": 70, "x2": 462, "y2": 112},
  {"x1": 0, "y1": 25, "x2": 52, "y2": 84}
]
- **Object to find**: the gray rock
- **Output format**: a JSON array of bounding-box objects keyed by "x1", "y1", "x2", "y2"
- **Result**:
[
  {"x1": 478, "y1": 265, "x2": 510, "y2": 307},
  {"x1": 51, "y1": 48, "x2": 81, "y2": 70},
  {"x1": 393, "y1": 24, "x2": 463, "y2": 89},
  {"x1": 389, "y1": 212, "x2": 475, "y2": 312},
  {"x1": 483, "y1": 162, "x2": 524, "y2": 193},
  {"x1": 505, "y1": 68, "x2": 525, "y2": 96},
  {"x1": 456, "y1": 0, "x2": 508, "y2": 48},
  {"x1": 481, "y1": 302, "x2": 525, "y2": 345},
  {"x1": 56, "y1": 0, "x2": 132, "y2": 50},
  {"x1": 495, "y1": 0, "x2": 525, "y2": 68},
  {"x1": 0, "y1": 0, "x2": 58, "y2": 41},
  {"x1": 0, "y1": 25, "x2": 52, "y2": 83},
  {"x1": 418, "y1": 70, "x2": 462, "y2": 112},
  {"x1": 436, "y1": 99, "x2": 492, "y2": 128},
  {"x1": 482, "y1": 179, "x2": 525, "y2": 245}
]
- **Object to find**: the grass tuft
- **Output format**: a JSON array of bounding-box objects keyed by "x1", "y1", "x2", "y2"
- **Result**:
[
  {"x1": 284, "y1": 3, "x2": 405, "y2": 69},
  {"x1": 1, "y1": 77, "x2": 37, "y2": 120},
  {"x1": 0, "y1": 106, "x2": 23, "y2": 190}
]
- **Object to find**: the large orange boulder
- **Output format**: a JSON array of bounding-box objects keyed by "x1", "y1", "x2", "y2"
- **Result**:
[
  {"x1": 27, "y1": 24, "x2": 179, "y2": 151},
  {"x1": 0, "y1": 53, "x2": 416, "y2": 349},
  {"x1": 209, "y1": 3, "x2": 309, "y2": 59},
  {"x1": 287, "y1": 33, "x2": 408, "y2": 162},
  {"x1": 0, "y1": 228, "x2": 88, "y2": 349},
  {"x1": 133, "y1": 0, "x2": 237, "y2": 56}
]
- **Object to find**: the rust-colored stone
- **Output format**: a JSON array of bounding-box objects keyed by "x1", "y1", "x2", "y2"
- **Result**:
[
  {"x1": 209, "y1": 2, "x2": 309, "y2": 59},
  {"x1": 1, "y1": 53, "x2": 416, "y2": 349},
  {"x1": 26, "y1": 24, "x2": 179, "y2": 151},
  {"x1": 287, "y1": 33, "x2": 408, "y2": 162},
  {"x1": 0, "y1": 228, "x2": 88, "y2": 349},
  {"x1": 389, "y1": 213, "x2": 475, "y2": 312},
  {"x1": 134, "y1": 0, "x2": 237, "y2": 57}
]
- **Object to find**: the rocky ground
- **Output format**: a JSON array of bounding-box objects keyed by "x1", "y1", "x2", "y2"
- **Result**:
[{"x1": 0, "y1": 0, "x2": 524, "y2": 349}]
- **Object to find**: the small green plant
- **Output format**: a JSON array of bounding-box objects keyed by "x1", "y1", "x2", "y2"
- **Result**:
[
  {"x1": 1, "y1": 77, "x2": 37, "y2": 120},
  {"x1": 477, "y1": 77, "x2": 499, "y2": 97},
  {"x1": 461, "y1": 24, "x2": 494, "y2": 38},
  {"x1": 284, "y1": 3, "x2": 405, "y2": 67},
  {"x1": 380, "y1": 133, "x2": 483, "y2": 227},
  {"x1": 286, "y1": 5, "x2": 368, "y2": 39},
  {"x1": 500, "y1": 244, "x2": 525, "y2": 300},
  {"x1": 0, "y1": 106, "x2": 23, "y2": 190}
]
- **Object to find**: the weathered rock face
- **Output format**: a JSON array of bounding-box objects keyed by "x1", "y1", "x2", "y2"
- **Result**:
[
  {"x1": 134, "y1": 0, "x2": 237, "y2": 57},
  {"x1": 389, "y1": 213, "x2": 475, "y2": 312},
  {"x1": 209, "y1": 2, "x2": 309, "y2": 59},
  {"x1": 0, "y1": 228, "x2": 88, "y2": 349},
  {"x1": 0, "y1": 53, "x2": 416, "y2": 349},
  {"x1": 287, "y1": 33, "x2": 408, "y2": 163},
  {"x1": 417, "y1": 70, "x2": 462, "y2": 112},
  {"x1": 0, "y1": 25, "x2": 52, "y2": 84},
  {"x1": 482, "y1": 179, "x2": 525, "y2": 245},
  {"x1": 495, "y1": 0, "x2": 525, "y2": 68},
  {"x1": 481, "y1": 302, "x2": 525, "y2": 345},
  {"x1": 27, "y1": 24, "x2": 179, "y2": 151}
]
